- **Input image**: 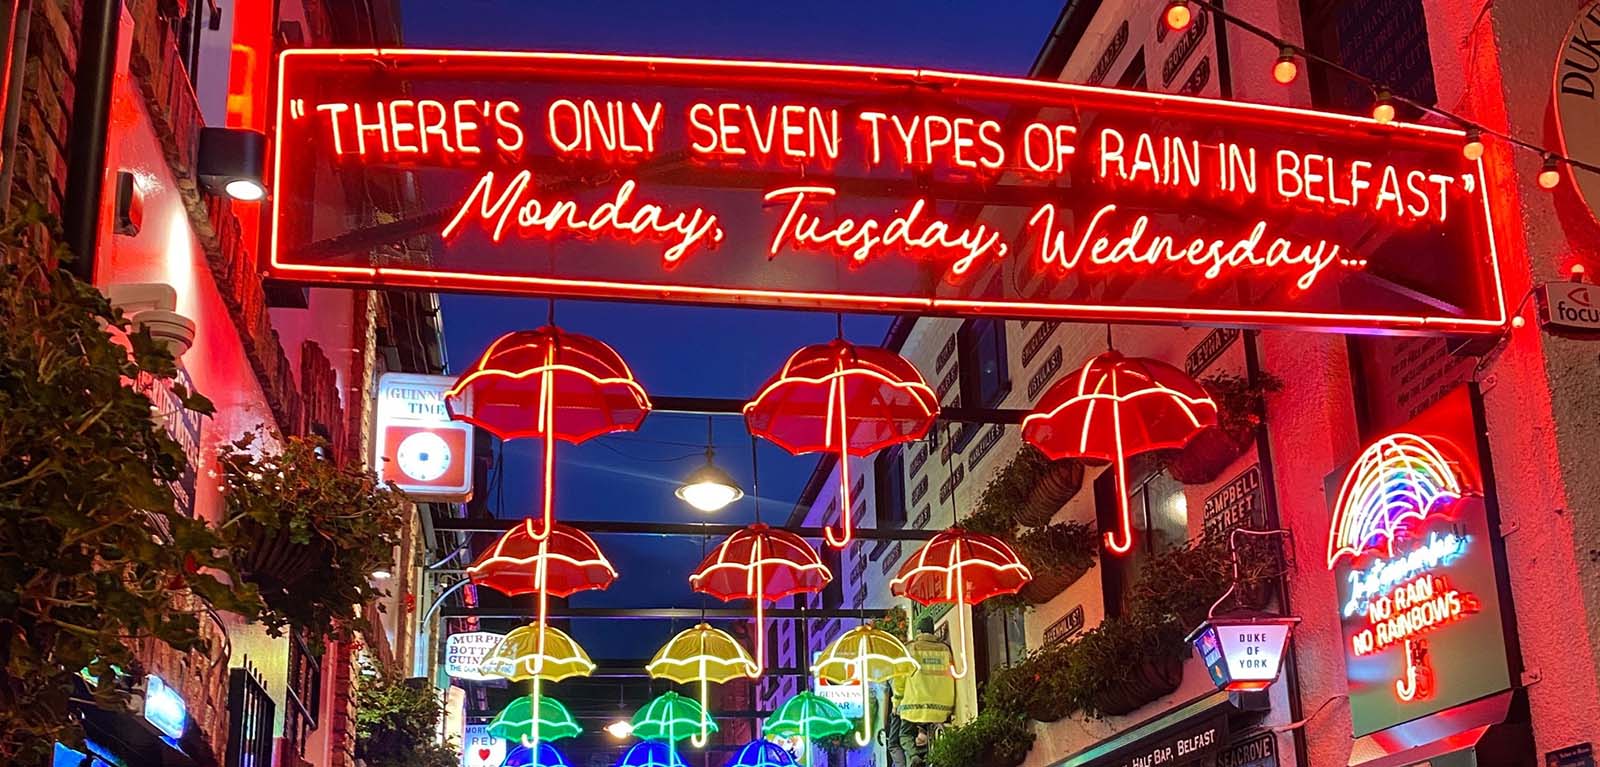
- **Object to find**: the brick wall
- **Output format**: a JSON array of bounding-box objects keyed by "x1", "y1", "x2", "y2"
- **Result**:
[{"x1": 8, "y1": 0, "x2": 80, "y2": 218}]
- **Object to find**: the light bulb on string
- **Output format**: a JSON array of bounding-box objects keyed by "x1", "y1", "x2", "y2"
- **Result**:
[
  {"x1": 1372, "y1": 88, "x2": 1395, "y2": 125},
  {"x1": 1539, "y1": 154, "x2": 1562, "y2": 189},
  {"x1": 1462, "y1": 129, "x2": 1484, "y2": 161},
  {"x1": 1272, "y1": 46, "x2": 1299, "y2": 85},
  {"x1": 1164, "y1": 0, "x2": 1193, "y2": 32}
]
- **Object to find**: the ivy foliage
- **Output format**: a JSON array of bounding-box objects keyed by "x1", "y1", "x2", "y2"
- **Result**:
[
  {"x1": 354, "y1": 668, "x2": 458, "y2": 767},
  {"x1": 928, "y1": 709, "x2": 1034, "y2": 767},
  {"x1": 0, "y1": 210, "x2": 262, "y2": 762}
]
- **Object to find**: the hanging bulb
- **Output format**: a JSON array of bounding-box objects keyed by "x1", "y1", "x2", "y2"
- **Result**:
[
  {"x1": 1462, "y1": 129, "x2": 1484, "y2": 161},
  {"x1": 1539, "y1": 154, "x2": 1562, "y2": 189},
  {"x1": 1272, "y1": 46, "x2": 1299, "y2": 85},
  {"x1": 1164, "y1": 0, "x2": 1194, "y2": 32},
  {"x1": 1372, "y1": 89, "x2": 1395, "y2": 125}
]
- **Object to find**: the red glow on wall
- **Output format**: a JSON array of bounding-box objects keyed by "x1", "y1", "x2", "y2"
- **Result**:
[{"x1": 269, "y1": 50, "x2": 1507, "y2": 335}]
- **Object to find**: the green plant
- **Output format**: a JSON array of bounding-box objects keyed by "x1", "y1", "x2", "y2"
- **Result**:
[
  {"x1": 1059, "y1": 614, "x2": 1188, "y2": 718},
  {"x1": 0, "y1": 209, "x2": 261, "y2": 762},
  {"x1": 1016, "y1": 521, "x2": 1097, "y2": 576},
  {"x1": 871, "y1": 604, "x2": 910, "y2": 639},
  {"x1": 1202, "y1": 371, "x2": 1283, "y2": 437},
  {"x1": 217, "y1": 433, "x2": 407, "y2": 644},
  {"x1": 971, "y1": 447, "x2": 1041, "y2": 534},
  {"x1": 1127, "y1": 540, "x2": 1235, "y2": 628},
  {"x1": 355, "y1": 668, "x2": 458, "y2": 767},
  {"x1": 929, "y1": 709, "x2": 1034, "y2": 767}
]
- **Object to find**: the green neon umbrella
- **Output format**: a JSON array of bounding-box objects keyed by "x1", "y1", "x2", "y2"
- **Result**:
[
  {"x1": 630, "y1": 691, "x2": 718, "y2": 744},
  {"x1": 764, "y1": 692, "x2": 853, "y2": 767},
  {"x1": 489, "y1": 694, "x2": 583, "y2": 744}
]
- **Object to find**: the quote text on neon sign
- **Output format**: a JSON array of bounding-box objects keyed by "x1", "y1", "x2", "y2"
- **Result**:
[{"x1": 294, "y1": 95, "x2": 1477, "y2": 291}]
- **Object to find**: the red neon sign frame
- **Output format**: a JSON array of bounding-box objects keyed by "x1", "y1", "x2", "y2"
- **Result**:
[{"x1": 269, "y1": 49, "x2": 1507, "y2": 334}]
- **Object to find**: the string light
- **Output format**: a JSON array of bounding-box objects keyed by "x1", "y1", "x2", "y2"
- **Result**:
[
  {"x1": 1462, "y1": 129, "x2": 1484, "y2": 162},
  {"x1": 1164, "y1": 0, "x2": 1194, "y2": 32},
  {"x1": 1177, "y1": 0, "x2": 1600, "y2": 185},
  {"x1": 1539, "y1": 154, "x2": 1562, "y2": 189},
  {"x1": 1272, "y1": 46, "x2": 1299, "y2": 85},
  {"x1": 1570, "y1": 263, "x2": 1587, "y2": 281},
  {"x1": 1371, "y1": 89, "x2": 1395, "y2": 125}
]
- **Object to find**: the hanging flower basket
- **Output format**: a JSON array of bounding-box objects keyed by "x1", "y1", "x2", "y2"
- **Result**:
[
  {"x1": 1020, "y1": 457, "x2": 1086, "y2": 525},
  {"x1": 1165, "y1": 372, "x2": 1281, "y2": 485},
  {"x1": 233, "y1": 516, "x2": 331, "y2": 593},
  {"x1": 1086, "y1": 654, "x2": 1184, "y2": 716},
  {"x1": 1015, "y1": 522, "x2": 1097, "y2": 604},
  {"x1": 977, "y1": 446, "x2": 1086, "y2": 529}
]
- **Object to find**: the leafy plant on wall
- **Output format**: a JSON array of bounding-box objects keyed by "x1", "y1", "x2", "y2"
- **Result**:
[
  {"x1": 217, "y1": 433, "x2": 408, "y2": 646},
  {"x1": 0, "y1": 209, "x2": 263, "y2": 762},
  {"x1": 355, "y1": 666, "x2": 458, "y2": 767}
]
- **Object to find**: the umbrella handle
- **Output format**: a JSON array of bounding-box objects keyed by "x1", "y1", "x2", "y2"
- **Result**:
[
  {"x1": 1104, "y1": 452, "x2": 1135, "y2": 554},
  {"x1": 753, "y1": 555, "x2": 767, "y2": 677},
  {"x1": 853, "y1": 635, "x2": 872, "y2": 747},
  {"x1": 533, "y1": 364, "x2": 556, "y2": 540},
  {"x1": 950, "y1": 577, "x2": 970, "y2": 679},
  {"x1": 824, "y1": 379, "x2": 854, "y2": 549},
  {"x1": 691, "y1": 675, "x2": 711, "y2": 748}
]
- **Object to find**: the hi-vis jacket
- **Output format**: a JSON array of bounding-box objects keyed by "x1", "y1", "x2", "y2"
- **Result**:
[{"x1": 893, "y1": 633, "x2": 956, "y2": 724}]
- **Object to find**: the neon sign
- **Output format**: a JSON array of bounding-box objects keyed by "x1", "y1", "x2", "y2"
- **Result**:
[
  {"x1": 270, "y1": 50, "x2": 1504, "y2": 334},
  {"x1": 1325, "y1": 387, "x2": 1514, "y2": 736}
]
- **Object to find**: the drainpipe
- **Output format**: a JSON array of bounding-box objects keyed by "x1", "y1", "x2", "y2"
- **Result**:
[{"x1": 61, "y1": 0, "x2": 121, "y2": 283}]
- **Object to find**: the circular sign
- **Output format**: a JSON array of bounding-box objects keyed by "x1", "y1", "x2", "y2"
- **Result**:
[
  {"x1": 396, "y1": 431, "x2": 452, "y2": 482},
  {"x1": 1556, "y1": 2, "x2": 1600, "y2": 222}
]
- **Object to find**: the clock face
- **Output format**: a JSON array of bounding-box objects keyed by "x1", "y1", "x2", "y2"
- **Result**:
[{"x1": 395, "y1": 431, "x2": 452, "y2": 482}]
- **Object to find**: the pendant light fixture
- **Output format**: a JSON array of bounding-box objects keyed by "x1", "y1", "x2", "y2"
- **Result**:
[{"x1": 676, "y1": 416, "x2": 744, "y2": 513}]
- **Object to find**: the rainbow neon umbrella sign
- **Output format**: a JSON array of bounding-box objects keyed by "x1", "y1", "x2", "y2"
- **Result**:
[{"x1": 1326, "y1": 432, "x2": 1464, "y2": 568}]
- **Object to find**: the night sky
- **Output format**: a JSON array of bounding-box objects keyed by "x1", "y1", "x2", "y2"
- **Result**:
[{"x1": 400, "y1": 0, "x2": 1064, "y2": 660}]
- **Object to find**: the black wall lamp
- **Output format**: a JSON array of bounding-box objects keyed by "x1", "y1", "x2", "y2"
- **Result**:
[{"x1": 197, "y1": 126, "x2": 265, "y2": 201}]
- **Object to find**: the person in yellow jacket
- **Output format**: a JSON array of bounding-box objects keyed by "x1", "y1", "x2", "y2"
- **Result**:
[{"x1": 890, "y1": 617, "x2": 955, "y2": 767}]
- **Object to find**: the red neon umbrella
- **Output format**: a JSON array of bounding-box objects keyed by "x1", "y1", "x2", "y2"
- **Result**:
[
  {"x1": 446, "y1": 326, "x2": 651, "y2": 539},
  {"x1": 1022, "y1": 350, "x2": 1217, "y2": 554},
  {"x1": 690, "y1": 523, "x2": 832, "y2": 675},
  {"x1": 745, "y1": 339, "x2": 938, "y2": 548},
  {"x1": 890, "y1": 528, "x2": 1032, "y2": 678},
  {"x1": 467, "y1": 520, "x2": 617, "y2": 676}
]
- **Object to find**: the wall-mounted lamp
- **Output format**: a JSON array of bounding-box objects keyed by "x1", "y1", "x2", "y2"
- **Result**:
[
  {"x1": 197, "y1": 127, "x2": 266, "y2": 201},
  {"x1": 114, "y1": 171, "x2": 144, "y2": 236},
  {"x1": 106, "y1": 283, "x2": 196, "y2": 359},
  {"x1": 1188, "y1": 612, "x2": 1300, "y2": 692}
]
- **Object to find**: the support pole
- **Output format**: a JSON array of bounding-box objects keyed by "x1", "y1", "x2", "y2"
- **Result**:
[{"x1": 62, "y1": 0, "x2": 121, "y2": 281}]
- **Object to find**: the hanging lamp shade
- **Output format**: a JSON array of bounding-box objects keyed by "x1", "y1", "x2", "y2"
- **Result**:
[
  {"x1": 724, "y1": 739, "x2": 799, "y2": 767},
  {"x1": 447, "y1": 326, "x2": 651, "y2": 542},
  {"x1": 489, "y1": 694, "x2": 583, "y2": 744},
  {"x1": 479, "y1": 624, "x2": 595, "y2": 683},
  {"x1": 812, "y1": 625, "x2": 919, "y2": 746},
  {"x1": 647, "y1": 623, "x2": 759, "y2": 747},
  {"x1": 613, "y1": 741, "x2": 689, "y2": 767},
  {"x1": 502, "y1": 742, "x2": 576, "y2": 767},
  {"x1": 690, "y1": 523, "x2": 831, "y2": 675},
  {"x1": 1022, "y1": 350, "x2": 1216, "y2": 554},
  {"x1": 630, "y1": 691, "x2": 717, "y2": 744},
  {"x1": 890, "y1": 527, "x2": 1032, "y2": 678},
  {"x1": 745, "y1": 339, "x2": 938, "y2": 547},
  {"x1": 468, "y1": 521, "x2": 617, "y2": 598}
]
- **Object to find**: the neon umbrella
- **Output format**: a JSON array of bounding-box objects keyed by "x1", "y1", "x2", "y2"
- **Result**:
[
  {"x1": 725, "y1": 739, "x2": 799, "y2": 767},
  {"x1": 812, "y1": 625, "x2": 918, "y2": 746},
  {"x1": 480, "y1": 624, "x2": 594, "y2": 746},
  {"x1": 891, "y1": 527, "x2": 1032, "y2": 678},
  {"x1": 447, "y1": 326, "x2": 652, "y2": 540},
  {"x1": 690, "y1": 523, "x2": 832, "y2": 675},
  {"x1": 745, "y1": 339, "x2": 938, "y2": 548},
  {"x1": 630, "y1": 691, "x2": 717, "y2": 744},
  {"x1": 614, "y1": 741, "x2": 689, "y2": 767},
  {"x1": 489, "y1": 695, "x2": 583, "y2": 744},
  {"x1": 764, "y1": 691, "x2": 853, "y2": 766},
  {"x1": 1326, "y1": 432, "x2": 1464, "y2": 568},
  {"x1": 467, "y1": 520, "x2": 616, "y2": 677},
  {"x1": 1022, "y1": 350, "x2": 1217, "y2": 554},
  {"x1": 647, "y1": 623, "x2": 758, "y2": 746},
  {"x1": 503, "y1": 742, "x2": 575, "y2": 767}
]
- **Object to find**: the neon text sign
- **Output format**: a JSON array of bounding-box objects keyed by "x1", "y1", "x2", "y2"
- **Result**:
[{"x1": 271, "y1": 50, "x2": 1505, "y2": 334}]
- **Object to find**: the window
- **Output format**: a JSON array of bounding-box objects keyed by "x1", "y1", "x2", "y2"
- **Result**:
[
  {"x1": 955, "y1": 318, "x2": 1010, "y2": 451},
  {"x1": 874, "y1": 447, "x2": 907, "y2": 528},
  {"x1": 1095, "y1": 465, "x2": 1189, "y2": 617},
  {"x1": 821, "y1": 544, "x2": 843, "y2": 610}
]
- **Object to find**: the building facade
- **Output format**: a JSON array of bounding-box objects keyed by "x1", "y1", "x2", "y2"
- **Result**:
[{"x1": 767, "y1": 2, "x2": 1600, "y2": 766}]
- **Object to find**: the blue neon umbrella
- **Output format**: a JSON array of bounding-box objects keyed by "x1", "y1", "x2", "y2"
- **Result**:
[
  {"x1": 613, "y1": 740, "x2": 689, "y2": 767},
  {"x1": 503, "y1": 741, "x2": 575, "y2": 767},
  {"x1": 724, "y1": 739, "x2": 799, "y2": 767}
]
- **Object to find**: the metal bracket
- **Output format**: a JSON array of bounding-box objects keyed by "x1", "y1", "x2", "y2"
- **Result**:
[
  {"x1": 1499, "y1": 520, "x2": 1520, "y2": 539},
  {"x1": 1520, "y1": 668, "x2": 1541, "y2": 687}
]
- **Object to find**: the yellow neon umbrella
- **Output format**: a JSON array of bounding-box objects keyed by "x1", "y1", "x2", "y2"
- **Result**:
[
  {"x1": 646, "y1": 623, "x2": 758, "y2": 747},
  {"x1": 811, "y1": 625, "x2": 918, "y2": 746},
  {"x1": 480, "y1": 624, "x2": 594, "y2": 745}
]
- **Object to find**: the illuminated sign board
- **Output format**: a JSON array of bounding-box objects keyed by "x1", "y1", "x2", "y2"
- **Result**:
[
  {"x1": 1325, "y1": 386, "x2": 1512, "y2": 736},
  {"x1": 271, "y1": 50, "x2": 1505, "y2": 334},
  {"x1": 373, "y1": 373, "x2": 473, "y2": 501},
  {"x1": 444, "y1": 630, "x2": 505, "y2": 681},
  {"x1": 143, "y1": 675, "x2": 188, "y2": 740}
]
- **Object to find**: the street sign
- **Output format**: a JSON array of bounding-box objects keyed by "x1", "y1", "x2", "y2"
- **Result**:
[
  {"x1": 444, "y1": 631, "x2": 504, "y2": 681},
  {"x1": 1536, "y1": 281, "x2": 1600, "y2": 336},
  {"x1": 461, "y1": 722, "x2": 506, "y2": 767},
  {"x1": 372, "y1": 373, "x2": 474, "y2": 501},
  {"x1": 270, "y1": 50, "x2": 1505, "y2": 335}
]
